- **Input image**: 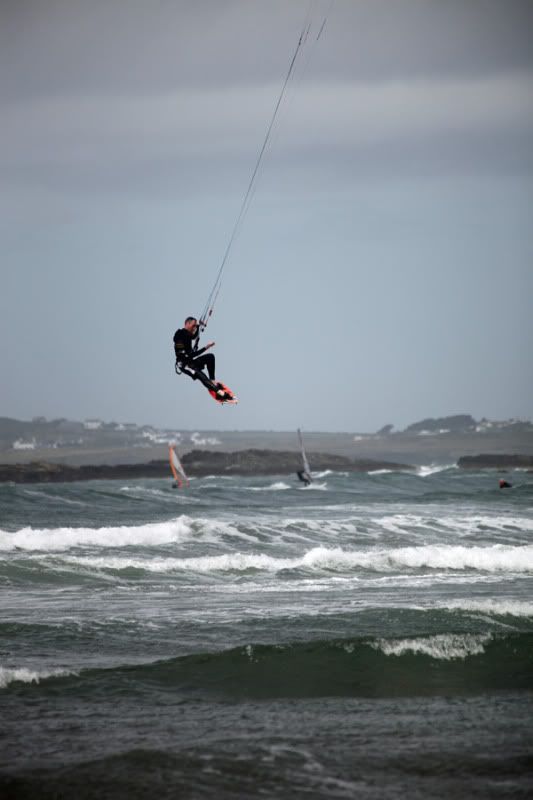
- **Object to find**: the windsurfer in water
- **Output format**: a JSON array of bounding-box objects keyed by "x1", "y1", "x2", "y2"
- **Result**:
[{"x1": 297, "y1": 470, "x2": 312, "y2": 487}]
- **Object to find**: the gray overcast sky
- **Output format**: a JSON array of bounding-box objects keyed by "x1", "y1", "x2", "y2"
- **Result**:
[{"x1": 1, "y1": 0, "x2": 532, "y2": 432}]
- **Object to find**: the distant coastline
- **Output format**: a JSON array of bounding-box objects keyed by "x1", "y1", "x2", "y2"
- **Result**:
[
  {"x1": 2, "y1": 415, "x2": 532, "y2": 471},
  {"x1": 0, "y1": 449, "x2": 413, "y2": 484},
  {"x1": 1, "y1": 449, "x2": 533, "y2": 484}
]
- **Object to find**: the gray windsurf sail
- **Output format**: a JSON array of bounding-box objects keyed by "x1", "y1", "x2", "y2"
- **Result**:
[{"x1": 297, "y1": 429, "x2": 312, "y2": 485}]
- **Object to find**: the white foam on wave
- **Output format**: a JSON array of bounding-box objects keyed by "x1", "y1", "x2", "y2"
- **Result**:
[
  {"x1": 301, "y1": 482, "x2": 328, "y2": 491},
  {"x1": 439, "y1": 598, "x2": 533, "y2": 618},
  {"x1": 192, "y1": 517, "x2": 249, "y2": 539},
  {"x1": 368, "y1": 469, "x2": 395, "y2": 475},
  {"x1": 375, "y1": 543, "x2": 533, "y2": 572},
  {"x1": 312, "y1": 470, "x2": 349, "y2": 478},
  {"x1": 370, "y1": 633, "x2": 492, "y2": 661},
  {"x1": 120, "y1": 486, "x2": 173, "y2": 498},
  {"x1": 249, "y1": 482, "x2": 291, "y2": 492},
  {"x1": 417, "y1": 464, "x2": 456, "y2": 477},
  {"x1": 0, "y1": 516, "x2": 199, "y2": 552},
  {"x1": 0, "y1": 666, "x2": 73, "y2": 689},
  {"x1": 49, "y1": 543, "x2": 533, "y2": 575},
  {"x1": 376, "y1": 512, "x2": 533, "y2": 536}
]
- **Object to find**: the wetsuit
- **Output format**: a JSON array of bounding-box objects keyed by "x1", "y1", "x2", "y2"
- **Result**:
[
  {"x1": 173, "y1": 328, "x2": 215, "y2": 381},
  {"x1": 297, "y1": 470, "x2": 312, "y2": 486}
]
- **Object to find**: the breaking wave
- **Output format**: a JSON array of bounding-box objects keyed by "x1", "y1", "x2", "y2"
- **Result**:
[
  {"x1": 439, "y1": 599, "x2": 533, "y2": 618},
  {"x1": 370, "y1": 633, "x2": 491, "y2": 660},
  {"x1": 0, "y1": 666, "x2": 74, "y2": 689},
  {"x1": 29, "y1": 543, "x2": 533, "y2": 576},
  {"x1": 0, "y1": 516, "x2": 246, "y2": 552},
  {"x1": 61, "y1": 545, "x2": 533, "y2": 573},
  {"x1": 3, "y1": 632, "x2": 531, "y2": 699},
  {"x1": 248, "y1": 482, "x2": 291, "y2": 491},
  {"x1": 417, "y1": 464, "x2": 456, "y2": 477}
]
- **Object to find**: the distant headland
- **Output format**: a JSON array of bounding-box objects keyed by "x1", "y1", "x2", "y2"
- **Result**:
[{"x1": 0, "y1": 450, "x2": 413, "y2": 484}]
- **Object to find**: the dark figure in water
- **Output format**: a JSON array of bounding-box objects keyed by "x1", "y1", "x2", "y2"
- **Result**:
[
  {"x1": 499, "y1": 479, "x2": 512, "y2": 489},
  {"x1": 173, "y1": 317, "x2": 216, "y2": 380},
  {"x1": 297, "y1": 470, "x2": 312, "y2": 487}
]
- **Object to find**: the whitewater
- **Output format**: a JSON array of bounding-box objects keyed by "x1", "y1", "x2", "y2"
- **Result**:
[{"x1": 1, "y1": 467, "x2": 532, "y2": 798}]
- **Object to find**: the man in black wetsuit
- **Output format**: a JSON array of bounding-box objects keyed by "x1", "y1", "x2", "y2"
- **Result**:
[
  {"x1": 297, "y1": 470, "x2": 312, "y2": 487},
  {"x1": 173, "y1": 317, "x2": 216, "y2": 381}
]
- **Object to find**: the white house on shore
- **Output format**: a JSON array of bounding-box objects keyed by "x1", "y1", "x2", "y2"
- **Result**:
[
  {"x1": 83, "y1": 419, "x2": 103, "y2": 431},
  {"x1": 13, "y1": 439, "x2": 36, "y2": 450}
]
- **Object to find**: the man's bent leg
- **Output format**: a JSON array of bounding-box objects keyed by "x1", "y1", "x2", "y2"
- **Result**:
[{"x1": 192, "y1": 354, "x2": 216, "y2": 381}]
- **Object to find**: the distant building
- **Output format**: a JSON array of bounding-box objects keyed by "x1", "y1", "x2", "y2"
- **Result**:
[
  {"x1": 13, "y1": 439, "x2": 36, "y2": 450},
  {"x1": 190, "y1": 432, "x2": 221, "y2": 446},
  {"x1": 83, "y1": 419, "x2": 103, "y2": 430}
]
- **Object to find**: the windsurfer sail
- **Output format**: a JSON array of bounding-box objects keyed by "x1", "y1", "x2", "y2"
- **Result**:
[
  {"x1": 296, "y1": 428, "x2": 313, "y2": 486},
  {"x1": 169, "y1": 444, "x2": 189, "y2": 489}
]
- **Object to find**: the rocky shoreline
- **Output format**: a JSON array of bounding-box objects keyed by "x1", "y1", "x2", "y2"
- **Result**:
[
  {"x1": 457, "y1": 454, "x2": 533, "y2": 469},
  {"x1": 0, "y1": 449, "x2": 413, "y2": 484},
  {"x1": 3, "y1": 450, "x2": 532, "y2": 484}
]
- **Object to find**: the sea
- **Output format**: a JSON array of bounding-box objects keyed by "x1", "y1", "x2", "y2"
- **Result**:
[{"x1": 1, "y1": 466, "x2": 532, "y2": 798}]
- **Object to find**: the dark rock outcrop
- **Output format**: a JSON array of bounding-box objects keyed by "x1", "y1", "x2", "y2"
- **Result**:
[
  {"x1": 181, "y1": 449, "x2": 411, "y2": 475},
  {"x1": 457, "y1": 454, "x2": 533, "y2": 469},
  {"x1": 181, "y1": 449, "x2": 352, "y2": 475},
  {"x1": 0, "y1": 460, "x2": 169, "y2": 484}
]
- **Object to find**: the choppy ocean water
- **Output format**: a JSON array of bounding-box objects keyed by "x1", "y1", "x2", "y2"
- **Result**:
[{"x1": 1, "y1": 467, "x2": 532, "y2": 798}]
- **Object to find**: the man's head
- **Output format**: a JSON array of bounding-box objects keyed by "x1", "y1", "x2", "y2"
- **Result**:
[{"x1": 184, "y1": 316, "x2": 198, "y2": 333}]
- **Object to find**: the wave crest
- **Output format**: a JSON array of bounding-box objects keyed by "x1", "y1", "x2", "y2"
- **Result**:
[
  {"x1": 36, "y1": 543, "x2": 533, "y2": 576},
  {"x1": 370, "y1": 633, "x2": 492, "y2": 660},
  {"x1": 3, "y1": 633, "x2": 531, "y2": 699},
  {"x1": 0, "y1": 666, "x2": 73, "y2": 689}
]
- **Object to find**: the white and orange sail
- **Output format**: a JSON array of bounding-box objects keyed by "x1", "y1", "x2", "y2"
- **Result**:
[{"x1": 169, "y1": 444, "x2": 189, "y2": 488}]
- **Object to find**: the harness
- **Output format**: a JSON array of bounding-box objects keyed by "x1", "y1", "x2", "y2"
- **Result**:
[
  {"x1": 174, "y1": 358, "x2": 186, "y2": 376},
  {"x1": 174, "y1": 355, "x2": 212, "y2": 391}
]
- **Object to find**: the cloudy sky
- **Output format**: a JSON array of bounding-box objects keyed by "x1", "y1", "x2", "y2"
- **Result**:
[{"x1": 1, "y1": 0, "x2": 532, "y2": 432}]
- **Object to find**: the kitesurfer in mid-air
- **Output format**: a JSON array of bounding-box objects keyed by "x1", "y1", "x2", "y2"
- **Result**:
[
  {"x1": 173, "y1": 317, "x2": 216, "y2": 380},
  {"x1": 173, "y1": 316, "x2": 236, "y2": 403}
]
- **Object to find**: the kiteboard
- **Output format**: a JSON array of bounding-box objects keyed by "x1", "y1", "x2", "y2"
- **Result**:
[
  {"x1": 207, "y1": 380, "x2": 238, "y2": 405},
  {"x1": 175, "y1": 363, "x2": 237, "y2": 404}
]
